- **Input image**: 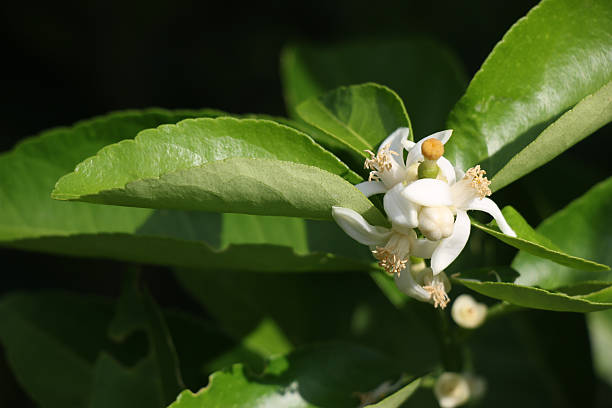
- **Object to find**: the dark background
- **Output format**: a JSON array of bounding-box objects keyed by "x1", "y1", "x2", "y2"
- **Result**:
[{"x1": 1, "y1": 0, "x2": 610, "y2": 405}]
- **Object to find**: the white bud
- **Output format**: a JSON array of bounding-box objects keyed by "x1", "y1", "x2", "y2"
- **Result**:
[
  {"x1": 451, "y1": 294, "x2": 487, "y2": 329},
  {"x1": 418, "y1": 206, "x2": 454, "y2": 241},
  {"x1": 434, "y1": 372, "x2": 471, "y2": 408}
]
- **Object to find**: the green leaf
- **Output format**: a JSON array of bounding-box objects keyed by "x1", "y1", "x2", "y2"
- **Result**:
[
  {"x1": 295, "y1": 83, "x2": 411, "y2": 158},
  {"x1": 453, "y1": 267, "x2": 612, "y2": 312},
  {"x1": 281, "y1": 39, "x2": 467, "y2": 138},
  {"x1": 446, "y1": 0, "x2": 612, "y2": 179},
  {"x1": 168, "y1": 343, "x2": 401, "y2": 408},
  {"x1": 52, "y1": 117, "x2": 384, "y2": 224},
  {"x1": 491, "y1": 80, "x2": 612, "y2": 191},
  {"x1": 364, "y1": 377, "x2": 421, "y2": 408},
  {"x1": 0, "y1": 110, "x2": 374, "y2": 272},
  {"x1": 471, "y1": 206, "x2": 609, "y2": 272},
  {"x1": 513, "y1": 176, "x2": 612, "y2": 289}
]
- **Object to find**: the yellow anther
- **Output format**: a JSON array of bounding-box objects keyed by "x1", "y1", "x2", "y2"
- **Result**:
[
  {"x1": 464, "y1": 165, "x2": 491, "y2": 198},
  {"x1": 421, "y1": 138, "x2": 444, "y2": 161}
]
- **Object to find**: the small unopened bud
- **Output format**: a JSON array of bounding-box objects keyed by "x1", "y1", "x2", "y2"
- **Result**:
[
  {"x1": 451, "y1": 294, "x2": 487, "y2": 329},
  {"x1": 418, "y1": 207, "x2": 454, "y2": 241},
  {"x1": 422, "y1": 138, "x2": 444, "y2": 160},
  {"x1": 434, "y1": 372, "x2": 471, "y2": 408}
]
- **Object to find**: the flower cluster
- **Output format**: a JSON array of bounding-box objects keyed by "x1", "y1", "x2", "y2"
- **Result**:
[{"x1": 332, "y1": 128, "x2": 516, "y2": 308}]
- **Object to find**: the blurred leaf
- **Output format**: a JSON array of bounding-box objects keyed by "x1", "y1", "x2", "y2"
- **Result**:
[
  {"x1": 0, "y1": 110, "x2": 374, "y2": 272},
  {"x1": 491, "y1": 80, "x2": 612, "y2": 191},
  {"x1": 453, "y1": 267, "x2": 612, "y2": 312},
  {"x1": 513, "y1": 176, "x2": 612, "y2": 289},
  {"x1": 587, "y1": 309, "x2": 612, "y2": 387},
  {"x1": 471, "y1": 310, "x2": 595, "y2": 407},
  {"x1": 0, "y1": 290, "x2": 229, "y2": 408},
  {"x1": 109, "y1": 274, "x2": 184, "y2": 404},
  {"x1": 446, "y1": 0, "x2": 612, "y2": 179},
  {"x1": 295, "y1": 83, "x2": 411, "y2": 159},
  {"x1": 472, "y1": 206, "x2": 609, "y2": 271},
  {"x1": 52, "y1": 117, "x2": 385, "y2": 224},
  {"x1": 175, "y1": 269, "x2": 438, "y2": 375},
  {"x1": 169, "y1": 343, "x2": 401, "y2": 408},
  {"x1": 364, "y1": 377, "x2": 421, "y2": 408},
  {"x1": 0, "y1": 292, "x2": 113, "y2": 407},
  {"x1": 281, "y1": 38, "x2": 467, "y2": 137},
  {"x1": 205, "y1": 318, "x2": 293, "y2": 375}
]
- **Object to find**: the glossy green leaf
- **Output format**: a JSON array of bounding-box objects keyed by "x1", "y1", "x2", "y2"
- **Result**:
[
  {"x1": 0, "y1": 110, "x2": 374, "y2": 272},
  {"x1": 281, "y1": 39, "x2": 467, "y2": 137},
  {"x1": 491, "y1": 80, "x2": 612, "y2": 191},
  {"x1": 471, "y1": 206, "x2": 609, "y2": 272},
  {"x1": 52, "y1": 117, "x2": 384, "y2": 224},
  {"x1": 364, "y1": 377, "x2": 421, "y2": 408},
  {"x1": 453, "y1": 267, "x2": 612, "y2": 312},
  {"x1": 513, "y1": 176, "x2": 612, "y2": 289},
  {"x1": 295, "y1": 83, "x2": 411, "y2": 158},
  {"x1": 168, "y1": 343, "x2": 401, "y2": 408},
  {"x1": 446, "y1": 0, "x2": 612, "y2": 178}
]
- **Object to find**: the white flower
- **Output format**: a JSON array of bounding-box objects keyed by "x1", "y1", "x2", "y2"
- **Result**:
[
  {"x1": 395, "y1": 261, "x2": 452, "y2": 308},
  {"x1": 402, "y1": 163, "x2": 516, "y2": 274},
  {"x1": 434, "y1": 373, "x2": 471, "y2": 408},
  {"x1": 357, "y1": 128, "x2": 456, "y2": 233},
  {"x1": 451, "y1": 294, "x2": 487, "y2": 329},
  {"x1": 331, "y1": 206, "x2": 452, "y2": 307}
]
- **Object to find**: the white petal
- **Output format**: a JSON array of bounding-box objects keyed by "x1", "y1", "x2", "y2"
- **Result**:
[
  {"x1": 431, "y1": 210, "x2": 471, "y2": 274},
  {"x1": 331, "y1": 207, "x2": 391, "y2": 245},
  {"x1": 411, "y1": 238, "x2": 439, "y2": 258},
  {"x1": 467, "y1": 197, "x2": 517, "y2": 237},
  {"x1": 378, "y1": 127, "x2": 409, "y2": 166},
  {"x1": 405, "y1": 129, "x2": 453, "y2": 168},
  {"x1": 454, "y1": 166, "x2": 465, "y2": 180},
  {"x1": 401, "y1": 179, "x2": 453, "y2": 207},
  {"x1": 355, "y1": 181, "x2": 387, "y2": 197},
  {"x1": 437, "y1": 156, "x2": 456, "y2": 185},
  {"x1": 394, "y1": 267, "x2": 431, "y2": 302},
  {"x1": 431, "y1": 129, "x2": 453, "y2": 144},
  {"x1": 384, "y1": 184, "x2": 419, "y2": 230}
]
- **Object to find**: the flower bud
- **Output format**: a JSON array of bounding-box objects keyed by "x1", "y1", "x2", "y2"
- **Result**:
[
  {"x1": 418, "y1": 206, "x2": 454, "y2": 241},
  {"x1": 451, "y1": 294, "x2": 487, "y2": 329},
  {"x1": 434, "y1": 372, "x2": 471, "y2": 408}
]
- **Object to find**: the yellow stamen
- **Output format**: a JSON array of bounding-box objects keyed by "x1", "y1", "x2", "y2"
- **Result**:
[
  {"x1": 424, "y1": 281, "x2": 450, "y2": 309},
  {"x1": 364, "y1": 144, "x2": 398, "y2": 179},
  {"x1": 464, "y1": 165, "x2": 491, "y2": 198},
  {"x1": 372, "y1": 246, "x2": 407, "y2": 275}
]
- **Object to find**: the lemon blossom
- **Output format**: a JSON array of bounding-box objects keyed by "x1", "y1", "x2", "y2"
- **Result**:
[
  {"x1": 451, "y1": 294, "x2": 487, "y2": 329},
  {"x1": 395, "y1": 260, "x2": 452, "y2": 308},
  {"x1": 356, "y1": 128, "x2": 457, "y2": 233},
  {"x1": 434, "y1": 373, "x2": 471, "y2": 408},
  {"x1": 401, "y1": 163, "x2": 516, "y2": 274},
  {"x1": 331, "y1": 206, "x2": 453, "y2": 306},
  {"x1": 434, "y1": 372, "x2": 486, "y2": 408}
]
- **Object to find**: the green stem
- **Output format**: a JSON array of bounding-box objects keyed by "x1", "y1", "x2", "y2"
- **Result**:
[{"x1": 435, "y1": 308, "x2": 463, "y2": 372}]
